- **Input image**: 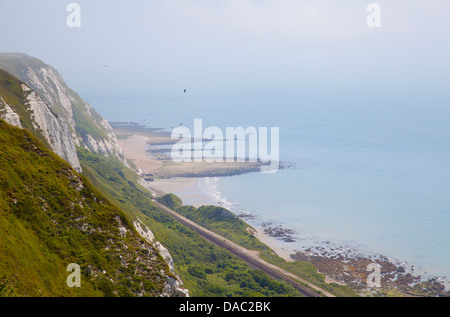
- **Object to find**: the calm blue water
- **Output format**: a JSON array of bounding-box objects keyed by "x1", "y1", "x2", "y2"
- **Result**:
[{"x1": 84, "y1": 88, "x2": 450, "y2": 280}]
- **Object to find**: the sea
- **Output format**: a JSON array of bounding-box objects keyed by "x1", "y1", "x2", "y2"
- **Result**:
[{"x1": 83, "y1": 86, "x2": 450, "y2": 285}]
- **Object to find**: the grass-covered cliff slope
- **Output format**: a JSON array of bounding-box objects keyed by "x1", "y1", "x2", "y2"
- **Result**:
[{"x1": 0, "y1": 120, "x2": 173, "y2": 296}]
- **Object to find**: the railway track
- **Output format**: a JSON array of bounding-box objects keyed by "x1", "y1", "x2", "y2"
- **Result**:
[{"x1": 154, "y1": 200, "x2": 332, "y2": 298}]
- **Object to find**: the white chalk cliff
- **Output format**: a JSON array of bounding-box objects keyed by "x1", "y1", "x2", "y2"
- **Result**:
[
  {"x1": 0, "y1": 81, "x2": 83, "y2": 172},
  {"x1": 134, "y1": 218, "x2": 190, "y2": 297},
  {"x1": 0, "y1": 97, "x2": 22, "y2": 129},
  {"x1": 0, "y1": 53, "x2": 129, "y2": 171}
]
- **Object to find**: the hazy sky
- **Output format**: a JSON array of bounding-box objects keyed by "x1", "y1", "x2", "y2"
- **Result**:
[{"x1": 1, "y1": 0, "x2": 449, "y2": 95}]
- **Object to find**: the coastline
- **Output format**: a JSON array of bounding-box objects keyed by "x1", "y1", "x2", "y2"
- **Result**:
[
  {"x1": 150, "y1": 177, "x2": 298, "y2": 264},
  {"x1": 113, "y1": 122, "x2": 304, "y2": 262},
  {"x1": 114, "y1": 122, "x2": 449, "y2": 297},
  {"x1": 149, "y1": 175, "x2": 450, "y2": 296},
  {"x1": 113, "y1": 121, "x2": 266, "y2": 180}
]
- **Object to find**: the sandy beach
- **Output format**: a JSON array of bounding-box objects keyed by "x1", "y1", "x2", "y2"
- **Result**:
[
  {"x1": 115, "y1": 123, "x2": 264, "y2": 180},
  {"x1": 118, "y1": 134, "x2": 163, "y2": 173}
]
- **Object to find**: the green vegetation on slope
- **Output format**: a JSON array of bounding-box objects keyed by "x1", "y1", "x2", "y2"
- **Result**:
[
  {"x1": 177, "y1": 204, "x2": 267, "y2": 251},
  {"x1": 156, "y1": 193, "x2": 182, "y2": 211},
  {"x1": 0, "y1": 120, "x2": 171, "y2": 297},
  {"x1": 77, "y1": 147, "x2": 159, "y2": 221}
]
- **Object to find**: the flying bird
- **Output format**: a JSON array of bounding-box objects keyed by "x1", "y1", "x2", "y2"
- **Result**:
[{"x1": 184, "y1": 89, "x2": 187, "y2": 93}]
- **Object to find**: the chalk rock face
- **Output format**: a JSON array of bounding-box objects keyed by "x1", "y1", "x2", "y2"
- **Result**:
[
  {"x1": 0, "y1": 98, "x2": 22, "y2": 129},
  {"x1": 22, "y1": 84, "x2": 82, "y2": 172},
  {"x1": 0, "y1": 76, "x2": 82, "y2": 172},
  {"x1": 0, "y1": 53, "x2": 129, "y2": 169},
  {"x1": 23, "y1": 63, "x2": 129, "y2": 165},
  {"x1": 134, "y1": 219, "x2": 190, "y2": 297}
]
